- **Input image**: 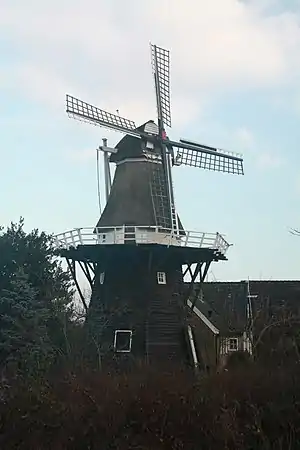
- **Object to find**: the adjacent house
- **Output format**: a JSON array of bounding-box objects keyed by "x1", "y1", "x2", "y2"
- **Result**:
[{"x1": 187, "y1": 280, "x2": 300, "y2": 371}]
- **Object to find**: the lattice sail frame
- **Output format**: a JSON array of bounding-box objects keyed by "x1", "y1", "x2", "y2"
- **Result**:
[
  {"x1": 151, "y1": 44, "x2": 172, "y2": 128},
  {"x1": 66, "y1": 94, "x2": 138, "y2": 135},
  {"x1": 65, "y1": 44, "x2": 244, "y2": 176},
  {"x1": 174, "y1": 148, "x2": 244, "y2": 174}
]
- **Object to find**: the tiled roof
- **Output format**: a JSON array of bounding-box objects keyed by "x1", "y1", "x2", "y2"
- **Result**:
[{"x1": 190, "y1": 280, "x2": 300, "y2": 334}]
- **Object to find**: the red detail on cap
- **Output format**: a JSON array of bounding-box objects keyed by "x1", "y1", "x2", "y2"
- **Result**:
[{"x1": 161, "y1": 130, "x2": 167, "y2": 140}]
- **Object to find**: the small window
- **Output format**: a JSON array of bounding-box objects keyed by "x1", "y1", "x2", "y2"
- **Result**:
[
  {"x1": 114, "y1": 330, "x2": 132, "y2": 353},
  {"x1": 157, "y1": 271, "x2": 166, "y2": 284},
  {"x1": 99, "y1": 272, "x2": 105, "y2": 285},
  {"x1": 228, "y1": 338, "x2": 238, "y2": 351},
  {"x1": 101, "y1": 234, "x2": 106, "y2": 243}
]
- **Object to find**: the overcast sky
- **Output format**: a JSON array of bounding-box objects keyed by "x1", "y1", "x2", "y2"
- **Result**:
[{"x1": 1, "y1": 0, "x2": 300, "y2": 281}]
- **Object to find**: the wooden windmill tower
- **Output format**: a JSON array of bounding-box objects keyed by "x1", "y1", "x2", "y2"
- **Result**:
[{"x1": 55, "y1": 43, "x2": 244, "y2": 370}]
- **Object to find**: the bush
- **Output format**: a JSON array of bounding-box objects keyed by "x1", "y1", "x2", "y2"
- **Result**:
[{"x1": 1, "y1": 363, "x2": 300, "y2": 449}]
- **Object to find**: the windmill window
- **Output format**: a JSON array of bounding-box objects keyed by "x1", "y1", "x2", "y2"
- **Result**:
[
  {"x1": 114, "y1": 330, "x2": 132, "y2": 353},
  {"x1": 157, "y1": 271, "x2": 167, "y2": 284},
  {"x1": 228, "y1": 338, "x2": 238, "y2": 351},
  {"x1": 99, "y1": 272, "x2": 105, "y2": 285},
  {"x1": 101, "y1": 234, "x2": 106, "y2": 243}
]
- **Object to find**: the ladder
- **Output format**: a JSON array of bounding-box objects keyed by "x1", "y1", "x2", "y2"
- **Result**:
[
  {"x1": 171, "y1": 201, "x2": 178, "y2": 234},
  {"x1": 147, "y1": 154, "x2": 172, "y2": 229}
]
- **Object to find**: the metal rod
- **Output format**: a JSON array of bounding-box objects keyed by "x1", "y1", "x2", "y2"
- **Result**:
[
  {"x1": 102, "y1": 138, "x2": 112, "y2": 203},
  {"x1": 96, "y1": 146, "x2": 102, "y2": 215}
]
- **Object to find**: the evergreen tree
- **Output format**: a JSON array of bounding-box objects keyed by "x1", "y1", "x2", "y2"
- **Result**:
[
  {"x1": 0, "y1": 269, "x2": 54, "y2": 373},
  {"x1": 0, "y1": 218, "x2": 75, "y2": 374}
]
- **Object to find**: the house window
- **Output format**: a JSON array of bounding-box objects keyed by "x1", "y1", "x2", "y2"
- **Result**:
[
  {"x1": 157, "y1": 271, "x2": 166, "y2": 284},
  {"x1": 228, "y1": 338, "x2": 238, "y2": 351},
  {"x1": 114, "y1": 330, "x2": 132, "y2": 353},
  {"x1": 99, "y1": 272, "x2": 105, "y2": 285}
]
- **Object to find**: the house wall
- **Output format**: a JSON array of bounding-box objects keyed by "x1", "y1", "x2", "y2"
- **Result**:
[
  {"x1": 187, "y1": 314, "x2": 253, "y2": 372},
  {"x1": 218, "y1": 335, "x2": 245, "y2": 368}
]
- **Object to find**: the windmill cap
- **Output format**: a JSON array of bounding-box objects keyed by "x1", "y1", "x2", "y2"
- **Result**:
[{"x1": 110, "y1": 120, "x2": 158, "y2": 164}]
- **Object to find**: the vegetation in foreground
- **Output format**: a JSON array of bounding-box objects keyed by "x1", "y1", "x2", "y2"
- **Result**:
[
  {"x1": 0, "y1": 219, "x2": 300, "y2": 449},
  {"x1": 1, "y1": 364, "x2": 300, "y2": 449}
]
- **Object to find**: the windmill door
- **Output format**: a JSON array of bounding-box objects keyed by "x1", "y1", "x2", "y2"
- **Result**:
[{"x1": 124, "y1": 225, "x2": 136, "y2": 244}]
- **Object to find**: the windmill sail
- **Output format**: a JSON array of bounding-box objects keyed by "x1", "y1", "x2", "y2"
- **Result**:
[
  {"x1": 151, "y1": 43, "x2": 176, "y2": 231},
  {"x1": 150, "y1": 44, "x2": 172, "y2": 129},
  {"x1": 66, "y1": 94, "x2": 141, "y2": 137},
  {"x1": 169, "y1": 139, "x2": 244, "y2": 175}
]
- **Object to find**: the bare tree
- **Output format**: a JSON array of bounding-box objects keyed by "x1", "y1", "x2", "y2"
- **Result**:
[{"x1": 250, "y1": 295, "x2": 300, "y2": 364}]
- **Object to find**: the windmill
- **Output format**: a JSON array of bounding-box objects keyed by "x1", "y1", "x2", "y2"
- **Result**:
[{"x1": 55, "y1": 43, "x2": 244, "y2": 371}]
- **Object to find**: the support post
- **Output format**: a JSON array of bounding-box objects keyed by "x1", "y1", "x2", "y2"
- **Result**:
[
  {"x1": 191, "y1": 260, "x2": 212, "y2": 309},
  {"x1": 78, "y1": 260, "x2": 95, "y2": 290},
  {"x1": 184, "y1": 262, "x2": 202, "y2": 306},
  {"x1": 65, "y1": 258, "x2": 88, "y2": 312}
]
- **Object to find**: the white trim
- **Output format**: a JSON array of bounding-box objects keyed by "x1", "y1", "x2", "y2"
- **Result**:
[
  {"x1": 99, "y1": 272, "x2": 105, "y2": 285},
  {"x1": 228, "y1": 337, "x2": 238, "y2": 351},
  {"x1": 187, "y1": 299, "x2": 219, "y2": 335},
  {"x1": 187, "y1": 325, "x2": 199, "y2": 368},
  {"x1": 220, "y1": 336, "x2": 240, "y2": 355},
  {"x1": 114, "y1": 329, "x2": 132, "y2": 353},
  {"x1": 115, "y1": 157, "x2": 161, "y2": 166},
  {"x1": 144, "y1": 121, "x2": 159, "y2": 135},
  {"x1": 54, "y1": 226, "x2": 230, "y2": 256},
  {"x1": 157, "y1": 271, "x2": 167, "y2": 284},
  {"x1": 243, "y1": 331, "x2": 253, "y2": 355},
  {"x1": 98, "y1": 233, "x2": 107, "y2": 243}
]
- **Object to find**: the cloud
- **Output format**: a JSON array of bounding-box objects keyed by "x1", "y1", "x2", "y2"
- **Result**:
[
  {"x1": 1, "y1": 64, "x2": 72, "y2": 112},
  {"x1": 65, "y1": 147, "x2": 97, "y2": 164},
  {"x1": 1, "y1": 0, "x2": 300, "y2": 128},
  {"x1": 256, "y1": 152, "x2": 284, "y2": 169},
  {"x1": 234, "y1": 127, "x2": 255, "y2": 150},
  {"x1": 295, "y1": 176, "x2": 300, "y2": 195},
  {"x1": 233, "y1": 126, "x2": 284, "y2": 169}
]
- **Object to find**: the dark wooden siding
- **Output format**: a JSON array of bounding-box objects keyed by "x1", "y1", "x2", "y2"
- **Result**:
[{"x1": 87, "y1": 248, "x2": 189, "y2": 370}]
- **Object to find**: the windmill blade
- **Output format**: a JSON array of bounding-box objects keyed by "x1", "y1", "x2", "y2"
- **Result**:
[
  {"x1": 290, "y1": 228, "x2": 300, "y2": 236},
  {"x1": 150, "y1": 43, "x2": 171, "y2": 129},
  {"x1": 66, "y1": 94, "x2": 142, "y2": 138},
  {"x1": 168, "y1": 139, "x2": 244, "y2": 175}
]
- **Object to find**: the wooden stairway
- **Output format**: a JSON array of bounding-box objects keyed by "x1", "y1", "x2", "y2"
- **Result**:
[{"x1": 146, "y1": 293, "x2": 185, "y2": 364}]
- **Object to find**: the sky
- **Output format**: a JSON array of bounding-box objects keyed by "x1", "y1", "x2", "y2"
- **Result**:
[{"x1": 1, "y1": 0, "x2": 300, "y2": 282}]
